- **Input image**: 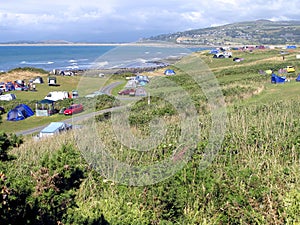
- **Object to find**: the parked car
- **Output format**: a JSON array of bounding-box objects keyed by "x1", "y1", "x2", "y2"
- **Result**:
[
  {"x1": 213, "y1": 51, "x2": 232, "y2": 58},
  {"x1": 286, "y1": 66, "x2": 295, "y2": 73},
  {"x1": 63, "y1": 104, "x2": 83, "y2": 115},
  {"x1": 118, "y1": 89, "x2": 135, "y2": 95},
  {"x1": 85, "y1": 91, "x2": 104, "y2": 98}
]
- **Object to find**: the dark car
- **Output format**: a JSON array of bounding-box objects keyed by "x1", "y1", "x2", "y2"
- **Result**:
[
  {"x1": 64, "y1": 104, "x2": 83, "y2": 115},
  {"x1": 118, "y1": 89, "x2": 135, "y2": 95}
]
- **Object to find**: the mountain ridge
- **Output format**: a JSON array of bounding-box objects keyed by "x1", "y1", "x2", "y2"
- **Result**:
[{"x1": 142, "y1": 20, "x2": 300, "y2": 46}]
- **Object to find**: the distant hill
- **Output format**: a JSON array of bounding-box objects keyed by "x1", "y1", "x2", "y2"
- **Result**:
[
  {"x1": 142, "y1": 20, "x2": 300, "y2": 46},
  {"x1": 0, "y1": 40, "x2": 73, "y2": 45}
]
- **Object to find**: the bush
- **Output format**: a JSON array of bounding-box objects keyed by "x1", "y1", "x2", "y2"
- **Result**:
[
  {"x1": 0, "y1": 132, "x2": 22, "y2": 161},
  {"x1": 8, "y1": 67, "x2": 48, "y2": 74}
]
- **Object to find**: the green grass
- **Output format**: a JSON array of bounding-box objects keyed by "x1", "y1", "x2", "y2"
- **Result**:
[
  {"x1": 111, "y1": 82, "x2": 126, "y2": 95},
  {"x1": 3, "y1": 113, "x2": 66, "y2": 134},
  {"x1": 243, "y1": 80, "x2": 300, "y2": 105}
]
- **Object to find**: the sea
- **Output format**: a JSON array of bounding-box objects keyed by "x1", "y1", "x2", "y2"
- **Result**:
[{"x1": 0, "y1": 44, "x2": 212, "y2": 72}]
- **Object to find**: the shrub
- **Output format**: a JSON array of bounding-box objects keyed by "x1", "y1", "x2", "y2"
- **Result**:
[{"x1": 0, "y1": 132, "x2": 22, "y2": 161}]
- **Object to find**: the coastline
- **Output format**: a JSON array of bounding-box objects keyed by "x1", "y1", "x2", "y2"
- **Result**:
[
  {"x1": 0, "y1": 43, "x2": 129, "y2": 47},
  {"x1": 0, "y1": 42, "x2": 213, "y2": 48}
]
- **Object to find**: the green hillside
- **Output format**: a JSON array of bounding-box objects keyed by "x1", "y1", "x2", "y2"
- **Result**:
[
  {"x1": 1, "y1": 48, "x2": 300, "y2": 224},
  {"x1": 144, "y1": 19, "x2": 300, "y2": 46}
]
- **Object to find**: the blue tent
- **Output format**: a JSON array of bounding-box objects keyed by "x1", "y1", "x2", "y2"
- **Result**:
[
  {"x1": 164, "y1": 69, "x2": 176, "y2": 75},
  {"x1": 286, "y1": 45, "x2": 297, "y2": 49},
  {"x1": 7, "y1": 104, "x2": 34, "y2": 121},
  {"x1": 209, "y1": 49, "x2": 219, "y2": 54},
  {"x1": 296, "y1": 74, "x2": 300, "y2": 82},
  {"x1": 271, "y1": 74, "x2": 286, "y2": 84},
  {"x1": 5, "y1": 82, "x2": 15, "y2": 91}
]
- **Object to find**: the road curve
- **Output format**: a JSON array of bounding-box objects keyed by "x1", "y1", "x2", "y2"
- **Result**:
[{"x1": 100, "y1": 81, "x2": 124, "y2": 95}]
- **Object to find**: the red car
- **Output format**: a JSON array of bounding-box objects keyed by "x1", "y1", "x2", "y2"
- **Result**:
[
  {"x1": 118, "y1": 89, "x2": 135, "y2": 95},
  {"x1": 64, "y1": 104, "x2": 83, "y2": 115}
]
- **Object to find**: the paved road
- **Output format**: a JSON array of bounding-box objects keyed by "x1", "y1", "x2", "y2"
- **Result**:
[
  {"x1": 101, "y1": 80, "x2": 145, "y2": 101},
  {"x1": 15, "y1": 106, "x2": 125, "y2": 136},
  {"x1": 100, "y1": 81, "x2": 124, "y2": 95}
]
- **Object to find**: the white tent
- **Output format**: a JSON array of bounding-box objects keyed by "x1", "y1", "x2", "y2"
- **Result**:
[
  {"x1": 32, "y1": 76, "x2": 44, "y2": 84},
  {"x1": 125, "y1": 80, "x2": 138, "y2": 88},
  {"x1": 0, "y1": 93, "x2": 16, "y2": 101}
]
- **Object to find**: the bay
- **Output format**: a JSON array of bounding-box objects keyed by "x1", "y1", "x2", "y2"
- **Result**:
[{"x1": 0, "y1": 45, "x2": 211, "y2": 72}]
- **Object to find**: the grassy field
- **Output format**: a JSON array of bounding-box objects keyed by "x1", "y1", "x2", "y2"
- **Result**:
[{"x1": 1, "y1": 48, "x2": 300, "y2": 224}]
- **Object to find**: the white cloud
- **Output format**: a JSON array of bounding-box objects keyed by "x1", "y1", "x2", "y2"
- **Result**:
[
  {"x1": 1, "y1": 0, "x2": 300, "y2": 42},
  {"x1": 181, "y1": 12, "x2": 203, "y2": 23}
]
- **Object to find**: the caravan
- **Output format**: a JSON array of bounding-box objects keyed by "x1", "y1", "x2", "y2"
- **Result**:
[
  {"x1": 44, "y1": 91, "x2": 70, "y2": 101},
  {"x1": 38, "y1": 122, "x2": 72, "y2": 138}
]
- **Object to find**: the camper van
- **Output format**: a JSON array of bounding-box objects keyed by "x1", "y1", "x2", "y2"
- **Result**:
[
  {"x1": 213, "y1": 51, "x2": 232, "y2": 58},
  {"x1": 38, "y1": 122, "x2": 72, "y2": 138},
  {"x1": 44, "y1": 91, "x2": 70, "y2": 101}
]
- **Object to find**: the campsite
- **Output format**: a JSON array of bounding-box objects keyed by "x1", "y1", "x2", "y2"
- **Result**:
[{"x1": 1, "y1": 47, "x2": 300, "y2": 224}]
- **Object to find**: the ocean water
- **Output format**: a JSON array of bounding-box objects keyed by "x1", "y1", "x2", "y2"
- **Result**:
[{"x1": 0, "y1": 45, "x2": 211, "y2": 72}]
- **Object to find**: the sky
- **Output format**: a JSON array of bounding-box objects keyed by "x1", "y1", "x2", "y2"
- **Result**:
[{"x1": 1, "y1": 0, "x2": 300, "y2": 43}]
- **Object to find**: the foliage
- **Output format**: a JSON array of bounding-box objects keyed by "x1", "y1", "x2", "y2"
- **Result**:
[
  {"x1": 94, "y1": 94, "x2": 119, "y2": 111},
  {"x1": 0, "y1": 99, "x2": 39, "y2": 113},
  {"x1": 8, "y1": 67, "x2": 49, "y2": 74},
  {"x1": 129, "y1": 96, "x2": 176, "y2": 126},
  {"x1": 0, "y1": 132, "x2": 22, "y2": 161},
  {"x1": 0, "y1": 144, "x2": 88, "y2": 225},
  {"x1": 283, "y1": 189, "x2": 300, "y2": 224}
]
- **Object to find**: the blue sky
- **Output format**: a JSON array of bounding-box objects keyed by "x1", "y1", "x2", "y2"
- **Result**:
[{"x1": 1, "y1": 0, "x2": 300, "y2": 43}]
